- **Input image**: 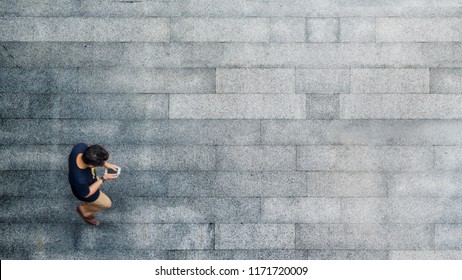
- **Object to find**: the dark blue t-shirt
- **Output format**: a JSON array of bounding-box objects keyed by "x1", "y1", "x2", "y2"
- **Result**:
[{"x1": 68, "y1": 143, "x2": 100, "y2": 202}]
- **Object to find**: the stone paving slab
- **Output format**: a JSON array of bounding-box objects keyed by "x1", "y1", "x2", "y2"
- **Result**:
[
  {"x1": 296, "y1": 145, "x2": 433, "y2": 172},
  {"x1": 169, "y1": 94, "x2": 306, "y2": 119},
  {"x1": 5, "y1": 0, "x2": 462, "y2": 18},
  {"x1": 0, "y1": 119, "x2": 261, "y2": 145},
  {"x1": 306, "y1": 250, "x2": 389, "y2": 260},
  {"x1": 351, "y1": 68, "x2": 430, "y2": 94},
  {"x1": 435, "y1": 224, "x2": 462, "y2": 250},
  {"x1": 2, "y1": 42, "x2": 462, "y2": 68},
  {"x1": 389, "y1": 250, "x2": 462, "y2": 260},
  {"x1": 261, "y1": 120, "x2": 462, "y2": 146},
  {"x1": 0, "y1": 17, "x2": 170, "y2": 42},
  {"x1": 216, "y1": 224, "x2": 295, "y2": 250},
  {"x1": 340, "y1": 94, "x2": 462, "y2": 119},
  {"x1": 167, "y1": 171, "x2": 307, "y2": 197},
  {"x1": 2, "y1": 0, "x2": 462, "y2": 260},
  {"x1": 296, "y1": 223, "x2": 434, "y2": 250},
  {"x1": 377, "y1": 18, "x2": 462, "y2": 42},
  {"x1": 216, "y1": 68, "x2": 295, "y2": 94}
]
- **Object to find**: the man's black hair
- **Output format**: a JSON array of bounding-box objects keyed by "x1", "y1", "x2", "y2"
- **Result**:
[{"x1": 82, "y1": 145, "x2": 109, "y2": 166}]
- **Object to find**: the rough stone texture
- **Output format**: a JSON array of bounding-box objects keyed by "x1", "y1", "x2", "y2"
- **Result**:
[
  {"x1": 216, "y1": 68, "x2": 295, "y2": 94},
  {"x1": 296, "y1": 224, "x2": 434, "y2": 250},
  {"x1": 306, "y1": 18, "x2": 339, "y2": 42},
  {"x1": 216, "y1": 224, "x2": 295, "y2": 249},
  {"x1": 216, "y1": 146, "x2": 296, "y2": 171},
  {"x1": 306, "y1": 172, "x2": 387, "y2": 197},
  {"x1": 434, "y1": 146, "x2": 462, "y2": 171},
  {"x1": 377, "y1": 18, "x2": 462, "y2": 42},
  {"x1": 435, "y1": 224, "x2": 462, "y2": 250},
  {"x1": 430, "y1": 68, "x2": 462, "y2": 93},
  {"x1": 169, "y1": 94, "x2": 306, "y2": 119},
  {"x1": 296, "y1": 69, "x2": 350, "y2": 94},
  {"x1": 340, "y1": 18, "x2": 376, "y2": 42},
  {"x1": 306, "y1": 96, "x2": 340, "y2": 119},
  {"x1": 340, "y1": 94, "x2": 462, "y2": 119},
  {"x1": 270, "y1": 18, "x2": 305, "y2": 43},
  {"x1": 390, "y1": 250, "x2": 462, "y2": 260},
  {"x1": 3, "y1": 42, "x2": 462, "y2": 68},
  {"x1": 171, "y1": 18, "x2": 270, "y2": 43},
  {"x1": 167, "y1": 171, "x2": 306, "y2": 197},
  {"x1": 351, "y1": 68, "x2": 430, "y2": 94},
  {"x1": 262, "y1": 198, "x2": 342, "y2": 223},
  {"x1": 0, "y1": 17, "x2": 170, "y2": 42},
  {"x1": 78, "y1": 68, "x2": 216, "y2": 94},
  {"x1": 1, "y1": 0, "x2": 462, "y2": 260},
  {"x1": 296, "y1": 146, "x2": 433, "y2": 172}
]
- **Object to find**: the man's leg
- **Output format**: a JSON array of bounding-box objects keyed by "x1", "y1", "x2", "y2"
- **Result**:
[{"x1": 79, "y1": 191, "x2": 112, "y2": 218}]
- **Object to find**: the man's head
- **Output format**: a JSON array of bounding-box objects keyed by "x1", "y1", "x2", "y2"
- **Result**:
[{"x1": 82, "y1": 145, "x2": 109, "y2": 167}]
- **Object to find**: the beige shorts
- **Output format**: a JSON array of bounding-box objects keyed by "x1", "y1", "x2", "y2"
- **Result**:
[{"x1": 81, "y1": 191, "x2": 112, "y2": 213}]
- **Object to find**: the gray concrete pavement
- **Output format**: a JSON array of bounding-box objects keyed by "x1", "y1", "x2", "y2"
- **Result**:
[{"x1": 1, "y1": 0, "x2": 462, "y2": 259}]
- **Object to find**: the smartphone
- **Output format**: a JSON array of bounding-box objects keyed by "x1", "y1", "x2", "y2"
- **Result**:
[{"x1": 105, "y1": 168, "x2": 121, "y2": 176}]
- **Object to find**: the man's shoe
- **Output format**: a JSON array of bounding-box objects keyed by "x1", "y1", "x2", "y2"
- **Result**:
[{"x1": 76, "y1": 206, "x2": 100, "y2": 226}]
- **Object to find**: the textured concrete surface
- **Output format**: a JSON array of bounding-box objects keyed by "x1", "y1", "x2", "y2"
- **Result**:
[{"x1": 1, "y1": 0, "x2": 462, "y2": 260}]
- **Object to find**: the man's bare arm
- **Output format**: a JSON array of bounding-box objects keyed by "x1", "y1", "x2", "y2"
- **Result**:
[{"x1": 85, "y1": 173, "x2": 118, "y2": 198}]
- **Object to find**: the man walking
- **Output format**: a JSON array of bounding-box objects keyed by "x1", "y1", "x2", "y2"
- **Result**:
[{"x1": 68, "y1": 143, "x2": 119, "y2": 226}]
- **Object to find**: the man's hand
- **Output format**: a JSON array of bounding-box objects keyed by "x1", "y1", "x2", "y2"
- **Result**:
[
  {"x1": 104, "y1": 162, "x2": 120, "y2": 171},
  {"x1": 102, "y1": 173, "x2": 118, "y2": 181}
]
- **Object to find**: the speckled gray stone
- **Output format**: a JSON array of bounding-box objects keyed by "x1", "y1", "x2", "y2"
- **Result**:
[
  {"x1": 296, "y1": 69, "x2": 350, "y2": 94},
  {"x1": 306, "y1": 96, "x2": 339, "y2": 119},
  {"x1": 78, "y1": 68, "x2": 215, "y2": 94},
  {"x1": 261, "y1": 120, "x2": 462, "y2": 146},
  {"x1": 3, "y1": 0, "x2": 81, "y2": 17},
  {"x1": 168, "y1": 250, "x2": 307, "y2": 260},
  {"x1": 110, "y1": 145, "x2": 216, "y2": 171},
  {"x1": 341, "y1": 94, "x2": 462, "y2": 119},
  {"x1": 0, "y1": 223, "x2": 76, "y2": 259},
  {"x1": 0, "y1": 17, "x2": 170, "y2": 42},
  {"x1": 435, "y1": 224, "x2": 462, "y2": 250},
  {"x1": 74, "y1": 223, "x2": 213, "y2": 250},
  {"x1": 390, "y1": 250, "x2": 462, "y2": 260},
  {"x1": 306, "y1": 172, "x2": 387, "y2": 197},
  {"x1": 351, "y1": 68, "x2": 430, "y2": 94},
  {"x1": 262, "y1": 197, "x2": 342, "y2": 223},
  {"x1": 0, "y1": 119, "x2": 260, "y2": 145},
  {"x1": 216, "y1": 146, "x2": 296, "y2": 171},
  {"x1": 430, "y1": 68, "x2": 462, "y2": 93},
  {"x1": 0, "y1": 170, "x2": 71, "y2": 197},
  {"x1": 167, "y1": 171, "x2": 306, "y2": 197},
  {"x1": 0, "y1": 68, "x2": 78, "y2": 93},
  {"x1": 171, "y1": 18, "x2": 269, "y2": 42},
  {"x1": 3, "y1": 42, "x2": 462, "y2": 68},
  {"x1": 216, "y1": 224, "x2": 295, "y2": 250},
  {"x1": 342, "y1": 198, "x2": 389, "y2": 223},
  {"x1": 169, "y1": 94, "x2": 306, "y2": 119},
  {"x1": 6, "y1": 0, "x2": 462, "y2": 18},
  {"x1": 0, "y1": 42, "x2": 126, "y2": 68},
  {"x1": 388, "y1": 172, "x2": 462, "y2": 197},
  {"x1": 306, "y1": 18, "x2": 339, "y2": 42},
  {"x1": 216, "y1": 68, "x2": 295, "y2": 94},
  {"x1": 389, "y1": 197, "x2": 462, "y2": 223},
  {"x1": 0, "y1": 145, "x2": 69, "y2": 170},
  {"x1": 377, "y1": 18, "x2": 462, "y2": 42},
  {"x1": 270, "y1": 18, "x2": 305, "y2": 43},
  {"x1": 307, "y1": 250, "x2": 388, "y2": 260},
  {"x1": 2, "y1": 0, "x2": 462, "y2": 261},
  {"x1": 434, "y1": 146, "x2": 462, "y2": 171},
  {"x1": 297, "y1": 145, "x2": 433, "y2": 172},
  {"x1": 340, "y1": 18, "x2": 376, "y2": 42},
  {"x1": 104, "y1": 197, "x2": 260, "y2": 223},
  {"x1": 296, "y1": 223, "x2": 434, "y2": 250}
]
